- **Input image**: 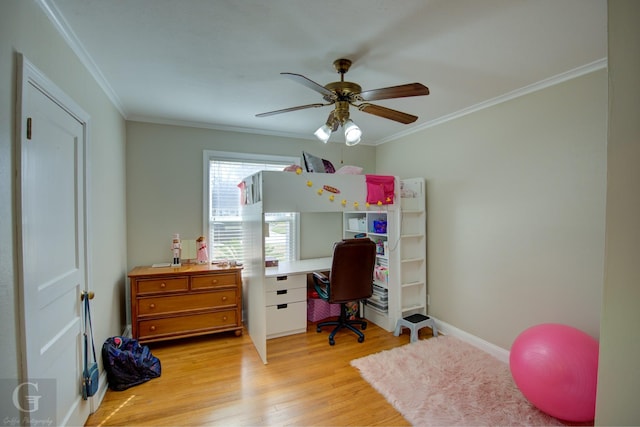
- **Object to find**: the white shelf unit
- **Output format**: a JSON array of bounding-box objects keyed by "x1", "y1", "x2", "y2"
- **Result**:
[
  {"x1": 343, "y1": 205, "x2": 400, "y2": 332},
  {"x1": 399, "y1": 178, "x2": 427, "y2": 319}
]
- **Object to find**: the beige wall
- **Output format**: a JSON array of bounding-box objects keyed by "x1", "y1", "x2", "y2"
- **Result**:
[
  {"x1": 125, "y1": 121, "x2": 375, "y2": 269},
  {"x1": 0, "y1": 0, "x2": 128, "y2": 404},
  {"x1": 595, "y1": 1, "x2": 640, "y2": 424},
  {"x1": 4, "y1": 0, "x2": 637, "y2": 423},
  {"x1": 377, "y1": 69, "x2": 608, "y2": 350}
]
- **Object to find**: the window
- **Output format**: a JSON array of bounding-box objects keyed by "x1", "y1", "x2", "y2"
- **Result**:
[{"x1": 204, "y1": 150, "x2": 299, "y2": 265}]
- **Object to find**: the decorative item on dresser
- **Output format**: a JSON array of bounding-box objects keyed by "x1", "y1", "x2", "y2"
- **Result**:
[{"x1": 128, "y1": 264, "x2": 243, "y2": 343}]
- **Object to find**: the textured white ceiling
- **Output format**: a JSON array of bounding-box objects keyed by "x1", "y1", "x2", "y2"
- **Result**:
[{"x1": 42, "y1": 0, "x2": 607, "y2": 145}]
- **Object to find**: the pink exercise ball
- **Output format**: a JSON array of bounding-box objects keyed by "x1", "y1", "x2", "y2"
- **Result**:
[{"x1": 509, "y1": 323, "x2": 599, "y2": 422}]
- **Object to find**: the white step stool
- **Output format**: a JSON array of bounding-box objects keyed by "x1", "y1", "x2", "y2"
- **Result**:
[{"x1": 394, "y1": 314, "x2": 438, "y2": 343}]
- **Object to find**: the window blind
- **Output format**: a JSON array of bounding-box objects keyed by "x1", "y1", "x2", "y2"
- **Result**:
[{"x1": 208, "y1": 156, "x2": 297, "y2": 264}]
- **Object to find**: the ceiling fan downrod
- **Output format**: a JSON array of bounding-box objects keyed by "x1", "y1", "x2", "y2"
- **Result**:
[{"x1": 325, "y1": 59, "x2": 361, "y2": 102}]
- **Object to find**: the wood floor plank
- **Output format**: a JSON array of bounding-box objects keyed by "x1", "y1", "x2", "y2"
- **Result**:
[{"x1": 86, "y1": 319, "x2": 436, "y2": 426}]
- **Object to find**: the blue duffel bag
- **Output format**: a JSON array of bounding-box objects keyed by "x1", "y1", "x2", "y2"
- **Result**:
[{"x1": 102, "y1": 336, "x2": 161, "y2": 391}]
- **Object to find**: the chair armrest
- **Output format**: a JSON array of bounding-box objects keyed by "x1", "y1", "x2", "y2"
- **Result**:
[{"x1": 312, "y1": 271, "x2": 330, "y2": 300}]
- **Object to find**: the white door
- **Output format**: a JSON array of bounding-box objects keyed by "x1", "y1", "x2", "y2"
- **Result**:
[{"x1": 16, "y1": 55, "x2": 92, "y2": 426}]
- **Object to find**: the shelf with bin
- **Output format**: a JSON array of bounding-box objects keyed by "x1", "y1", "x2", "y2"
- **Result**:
[
  {"x1": 344, "y1": 212, "x2": 367, "y2": 235},
  {"x1": 343, "y1": 207, "x2": 396, "y2": 331}
]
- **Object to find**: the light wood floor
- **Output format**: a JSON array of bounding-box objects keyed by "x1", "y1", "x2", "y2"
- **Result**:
[{"x1": 86, "y1": 319, "x2": 436, "y2": 426}]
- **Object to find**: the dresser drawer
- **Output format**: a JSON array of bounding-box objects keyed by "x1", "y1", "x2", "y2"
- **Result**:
[
  {"x1": 191, "y1": 272, "x2": 238, "y2": 290},
  {"x1": 266, "y1": 301, "x2": 306, "y2": 338},
  {"x1": 138, "y1": 310, "x2": 238, "y2": 340},
  {"x1": 264, "y1": 274, "x2": 306, "y2": 292},
  {"x1": 136, "y1": 277, "x2": 188, "y2": 295},
  {"x1": 138, "y1": 290, "x2": 237, "y2": 316},
  {"x1": 265, "y1": 286, "x2": 306, "y2": 306}
]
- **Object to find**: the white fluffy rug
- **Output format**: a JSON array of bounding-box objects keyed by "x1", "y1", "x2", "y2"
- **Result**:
[{"x1": 351, "y1": 335, "x2": 565, "y2": 426}]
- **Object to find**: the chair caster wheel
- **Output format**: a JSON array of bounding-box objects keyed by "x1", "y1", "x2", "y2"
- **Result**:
[
  {"x1": 316, "y1": 326, "x2": 322, "y2": 333},
  {"x1": 329, "y1": 338, "x2": 335, "y2": 345},
  {"x1": 362, "y1": 324, "x2": 367, "y2": 330},
  {"x1": 358, "y1": 336, "x2": 365, "y2": 343}
]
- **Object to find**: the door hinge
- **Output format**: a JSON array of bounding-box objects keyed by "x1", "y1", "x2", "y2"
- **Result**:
[{"x1": 26, "y1": 117, "x2": 32, "y2": 140}]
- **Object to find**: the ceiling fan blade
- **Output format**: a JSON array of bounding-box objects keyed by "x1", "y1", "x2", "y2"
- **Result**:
[
  {"x1": 358, "y1": 83, "x2": 429, "y2": 101},
  {"x1": 255, "y1": 103, "x2": 326, "y2": 118},
  {"x1": 281, "y1": 73, "x2": 336, "y2": 99},
  {"x1": 357, "y1": 103, "x2": 419, "y2": 124}
]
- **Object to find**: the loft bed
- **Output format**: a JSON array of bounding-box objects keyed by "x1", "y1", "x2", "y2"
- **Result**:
[
  {"x1": 239, "y1": 170, "x2": 388, "y2": 213},
  {"x1": 240, "y1": 170, "x2": 398, "y2": 363}
]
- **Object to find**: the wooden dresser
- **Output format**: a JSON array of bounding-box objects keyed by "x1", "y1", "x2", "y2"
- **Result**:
[{"x1": 128, "y1": 264, "x2": 243, "y2": 343}]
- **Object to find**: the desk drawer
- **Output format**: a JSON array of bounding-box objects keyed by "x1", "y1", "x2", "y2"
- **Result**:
[
  {"x1": 137, "y1": 277, "x2": 188, "y2": 295},
  {"x1": 138, "y1": 290, "x2": 237, "y2": 316},
  {"x1": 265, "y1": 286, "x2": 306, "y2": 306},
  {"x1": 266, "y1": 301, "x2": 306, "y2": 338},
  {"x1": 265, "y1": 274, "x2": 306, "y2": 292}
]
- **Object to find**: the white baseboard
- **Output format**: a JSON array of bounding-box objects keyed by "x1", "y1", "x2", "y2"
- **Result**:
[
  {"x1": 433, "y1": 318, "x2": 510, "y2": 364},
  {"x1": 88, "y1": 371, "x2": 108, "y2": 414}
]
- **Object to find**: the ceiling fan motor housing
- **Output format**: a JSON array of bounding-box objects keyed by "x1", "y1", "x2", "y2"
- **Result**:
[{"x1": 324, "y1": 81, "x2": 361, "y2": 102}]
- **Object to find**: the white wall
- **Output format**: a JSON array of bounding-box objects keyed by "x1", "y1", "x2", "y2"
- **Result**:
[
  {"x1": 377, "y1": 69, "x2": 607, "y2": 350},
  {"x1": 595, "y1": 1, "x2": 640, "y2": 424},
  {"x1": 125, "y1": 121, "x2": 376, "y2": 269},
  {"x1": 0, "y1": 0, "x2": 128, "y2": 406}
]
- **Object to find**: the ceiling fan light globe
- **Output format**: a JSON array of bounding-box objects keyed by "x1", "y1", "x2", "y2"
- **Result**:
[
  {"x1": 314, "y1": 125, "x2": 332, "y2": 143},
  {"x1": 345, "y1": 136, "x2": 361, "y2": 146},
  {"x1": 343, "y1": 120, "x2": 362, "y2": 145}
]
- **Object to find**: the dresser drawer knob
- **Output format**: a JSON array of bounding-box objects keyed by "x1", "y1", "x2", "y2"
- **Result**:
[
  {"x1": 212, "y1": 279, "x2": 218, "y2": 284},
  {"x1": 222, "y1": 316, "x2": 228, "y2": 321},
  {"x1": 221, "y1": 296, "x2": 227, "y2": 301},
  {"x1": 149, "y1": 303, "x2": 156, "y2": 309},
  {"x1": 150, "y1": 325, "x2": 156, "y2": 331},
  {"x1": 160, "y1": 282, "x2": 166, "y2": 288}
]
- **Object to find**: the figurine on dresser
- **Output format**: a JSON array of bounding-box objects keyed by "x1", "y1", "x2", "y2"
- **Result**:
[
  {"x1": 196, "y1": 236, "x2": 209, "y2": 264},
  {"x1": 171, "y1": 233, "x2": 181, "y2": 266}
]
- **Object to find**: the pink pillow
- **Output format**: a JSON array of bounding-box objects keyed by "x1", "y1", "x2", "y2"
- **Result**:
[
  {"x1": 283, "y1": 164, "x2": 301, "y2": 172},
  {"x1": 335, "y1": 165, "x2": 363, "y2": 175}
]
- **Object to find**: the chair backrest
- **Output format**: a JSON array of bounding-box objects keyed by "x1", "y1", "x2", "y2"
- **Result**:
[{"x1": 328, "y1": 238, "x2": 376, "y2": 303}]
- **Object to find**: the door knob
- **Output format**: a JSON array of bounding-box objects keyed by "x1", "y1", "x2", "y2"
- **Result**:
[{"x1": 80, "y1": 291, "x2": 95, "y2": 301}]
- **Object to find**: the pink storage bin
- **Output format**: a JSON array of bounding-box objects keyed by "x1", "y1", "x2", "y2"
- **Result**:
[{"x1": 307, "y1": 298, "x2": 341, "y2": 322}]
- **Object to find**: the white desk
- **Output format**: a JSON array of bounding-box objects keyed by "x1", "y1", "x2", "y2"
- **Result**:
[
  {"x1": 265, "y1": 257, "x2": 332, "y2": 277},
  {"x1": 247, "y1": 257, "x2": 332, "y2": 364},
  {"x1": 263, "y1": 257, "x2": 332, "y2": 341}
]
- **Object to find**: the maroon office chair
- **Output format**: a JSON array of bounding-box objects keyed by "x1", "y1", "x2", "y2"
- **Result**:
[{"x1": 312, "y1": 238, "x2": 376, "y2": 345}]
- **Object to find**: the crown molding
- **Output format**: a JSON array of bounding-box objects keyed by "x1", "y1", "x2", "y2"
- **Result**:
[
  {"x1": 127, "y1": 115, "x2": 318, "y2": 141},
  {"x1": 127, "y1": 115, "x2": 381, "y2": 146},
  {"x1": 373, "y1": 58, "x2": 608, "y2": 146},
  {"x1": 37, "y1": 0, "x2": 126, "y2": 118}
]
